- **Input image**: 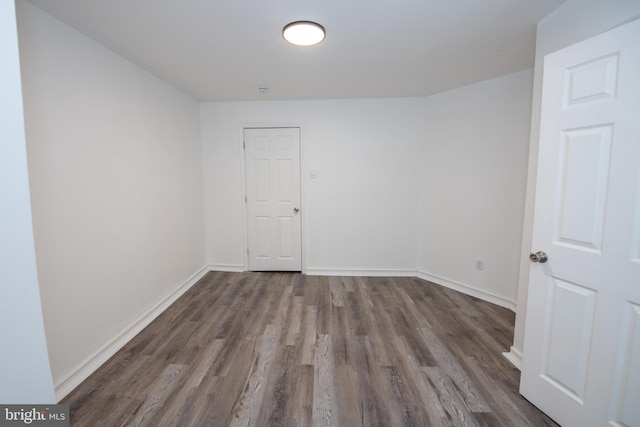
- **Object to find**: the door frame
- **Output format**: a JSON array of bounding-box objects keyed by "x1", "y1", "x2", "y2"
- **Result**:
[{"x1": 240, "y1": 125, "x2": 306, "y2": 272}]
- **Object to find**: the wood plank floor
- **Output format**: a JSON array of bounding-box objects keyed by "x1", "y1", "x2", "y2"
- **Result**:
[{"x1": 63, "y1": 272, "x2": 558, "y2": 426}]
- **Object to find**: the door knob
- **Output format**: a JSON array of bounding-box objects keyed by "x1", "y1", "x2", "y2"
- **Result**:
[
  {"x1": 529, "y1": 251, "x2": 548, "y2": 263},
  {"x1": 293, "y1": 207, "x2": 299, "y2": 214}
]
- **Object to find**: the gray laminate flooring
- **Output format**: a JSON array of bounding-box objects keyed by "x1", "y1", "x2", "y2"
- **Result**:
[{"x1": 63, "y1": 271, "x2": 558, "y2": 426}]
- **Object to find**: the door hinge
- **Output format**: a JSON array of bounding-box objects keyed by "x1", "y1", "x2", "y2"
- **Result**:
[
  {"x1": 243, "y1": 140, "x2": 246, "y2": 149},
  {"x1": 245, "y1": 195, "x2": 247, "y2": 203}
]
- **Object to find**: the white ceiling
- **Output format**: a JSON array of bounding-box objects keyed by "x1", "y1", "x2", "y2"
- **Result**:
[{"x1": 25, "y1": 0, "x2": 565, "y2": 102}]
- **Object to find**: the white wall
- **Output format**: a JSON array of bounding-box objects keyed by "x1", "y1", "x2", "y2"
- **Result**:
[
  {"x1": 511, "y1": 0, "x2": 640, "y2": 364},
  {"x1": 200, "y1": 98, "x2": 425, "y2": 274},
  {"x1": 201, "y1": 80, "x2": 534, "y2": 307},
  {"x1": 418, "y1": 69, "x2": 534, "y2": 309},
  {"x1": 0, "y1": 0, "x2": 55, "y2": 404},
  {"x1": 17, "y1": 0, "x2": 206, "y2": 398}
]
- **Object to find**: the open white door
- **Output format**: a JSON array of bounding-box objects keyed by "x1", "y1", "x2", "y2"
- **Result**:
[
  {"x1": 244, "y1": 127, "x2": 302, "y2": 271},
  {"x1": 521, "y1": 19, "x2": 640, "y2": 427}
]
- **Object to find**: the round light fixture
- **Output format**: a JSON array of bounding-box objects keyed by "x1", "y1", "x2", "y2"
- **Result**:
[{"x1": 282, "y1": 21, "x2": 325, "y2": 46}]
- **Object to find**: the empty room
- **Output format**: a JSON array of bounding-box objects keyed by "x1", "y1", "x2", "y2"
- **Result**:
[{"x1": 2, "y1": 0, "x2": 639, "y2": 426}]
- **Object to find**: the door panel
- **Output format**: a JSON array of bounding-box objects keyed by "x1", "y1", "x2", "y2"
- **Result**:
[
  {"x1": 278, "y1": 159, "x2": 293, "y2": 202},
  {"x1": 542, "y1": 279, "x2": 596, "y2": 403},
  {"x1": 255, "y1": 217, "x2": 270, "y2": 258},
  {"x1": 254, "y1": 160, "x2": 270, "y2": 202},
  {"x1": 563, "y1": 53, "x2": 618, "y2": 106},
  {"x1": 245, "y1": 128, "x2": 301, "y2": 271},
  {"x1": 278, "y1": 216, "x2": 294, "y2": 257},
  {"x1": 554, "y1": 125, "x2": 611, "y2": 251},
  {"x1": 521, "y1": 19, "x2": 640, "y2": 427}
]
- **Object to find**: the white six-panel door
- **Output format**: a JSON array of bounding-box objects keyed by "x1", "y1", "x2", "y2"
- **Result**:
[
  {"x1": 520, "y1": 19, "x2": 640, "y2": 427},
  {"x1": 244, "y1": 128, "x2": 302, "y2": 271}
]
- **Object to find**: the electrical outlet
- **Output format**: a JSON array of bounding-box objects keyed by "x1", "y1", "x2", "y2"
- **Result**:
[{"x1": 475, "y1": 259, "x2": 485, "y2": 271}]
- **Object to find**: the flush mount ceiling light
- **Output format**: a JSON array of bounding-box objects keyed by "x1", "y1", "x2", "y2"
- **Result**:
[{"x1": 282, "y1": 21, "x2": 326, "y2": 46}]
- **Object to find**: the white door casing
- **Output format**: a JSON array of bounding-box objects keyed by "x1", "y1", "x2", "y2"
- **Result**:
[
  {"x1": 244, "y1": 128, "x2": 302, "y2": 271},
  {"x1": 521, "y1": 19, "x2": 640, "y2": 427}
]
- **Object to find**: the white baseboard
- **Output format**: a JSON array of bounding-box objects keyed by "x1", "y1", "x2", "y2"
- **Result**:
[
  {"x1": 305, "y1": 268, "x2": 417, "y2": 277},
  {"x1": 416, "y1": 270, "x2": 516, "y2": 311},
  {"x1": 54, "y1": 265, "x2": 210, "y2": 401},
  {"x1": 208, "y1": 264, "x2": 245, "y2": 272},
  {"x1": 502, "y1": 346, "x2": 523, "y2": 370}
]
